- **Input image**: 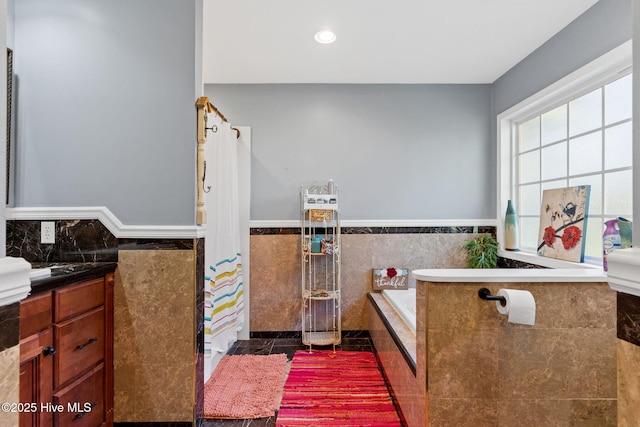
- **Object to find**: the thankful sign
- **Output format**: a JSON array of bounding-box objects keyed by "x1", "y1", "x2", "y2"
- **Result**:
[{"x1": 372, "y1": 268, "x2": 409, "y2": 291}]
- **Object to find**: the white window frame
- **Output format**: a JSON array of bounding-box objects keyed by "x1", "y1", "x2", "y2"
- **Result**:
[{"x1": 497, "y1": 40, "x2": 632, "y2": 270}]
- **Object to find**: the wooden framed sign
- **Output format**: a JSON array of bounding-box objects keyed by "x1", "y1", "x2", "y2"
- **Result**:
[{"x1": 372, "y1": 268, "x2": 409, "y2": 291}]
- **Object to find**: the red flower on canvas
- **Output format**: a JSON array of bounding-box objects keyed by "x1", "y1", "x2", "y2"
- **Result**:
[
  {"x1": 561, "y1": 226, "x2": 582, "y2": 250},
  {"x1": 542, "y1": 226, "x2": 556, "y2": 247},
  {"x1": 386, "y1": 268, "x2": 397, "y2": 278}
]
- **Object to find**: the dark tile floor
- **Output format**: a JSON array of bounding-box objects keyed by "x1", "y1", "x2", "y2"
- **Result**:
[{"x1": 200, "y1": 336, "x2": 402, "y2": 427}]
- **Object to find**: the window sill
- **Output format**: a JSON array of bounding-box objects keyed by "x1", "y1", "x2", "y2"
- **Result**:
[{"x1": 498, "y1": 249, "x2": 603, "y2": 270}]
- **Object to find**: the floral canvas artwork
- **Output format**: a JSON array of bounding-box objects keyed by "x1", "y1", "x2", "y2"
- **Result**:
[{"x1": 537, "y1": 185, "x2": 591, "y2": 263}]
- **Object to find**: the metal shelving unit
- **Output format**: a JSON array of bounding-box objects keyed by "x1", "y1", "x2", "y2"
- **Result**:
[{"x1": 300, "y1": 184, "x2": 341, "y2": 352}]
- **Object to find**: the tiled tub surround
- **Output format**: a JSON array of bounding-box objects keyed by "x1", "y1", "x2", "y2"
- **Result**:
[
  {"x1": 414, "y1": 269, "x2": 616, "y2": 426},
  {"x1": 250, "y1": 226, "x2": 494, "y2": 332}
]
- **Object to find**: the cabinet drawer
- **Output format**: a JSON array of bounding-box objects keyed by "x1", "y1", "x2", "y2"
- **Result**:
[
  {"x1": 55, "y1": 307, "x2": 104, "y2": 388},
  {"x1": 54, "y1": 364, "x2": 104, "y2": 427},
  {"x1": 20, "y1": 292, "x2": 52, "y2": 339},
  {"x1": 54, "y1": 278, "x2": 104, "y2": 322}
]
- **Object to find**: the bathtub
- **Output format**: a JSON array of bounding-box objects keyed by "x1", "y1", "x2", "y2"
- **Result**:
[{"x1": 382, "y1": 288, "x2": 416, "y2": 333}]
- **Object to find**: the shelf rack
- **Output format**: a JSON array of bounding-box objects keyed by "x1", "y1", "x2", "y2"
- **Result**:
[{"x1": 300, "y1": 185, "x2": 341, "y2": 352}]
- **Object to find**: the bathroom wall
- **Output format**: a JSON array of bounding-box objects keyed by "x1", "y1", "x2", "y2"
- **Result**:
[
  {"x1": 492, "y1": 0, "x2": 631, "y2": 119},
  {"x1": 115, "y1": 248, "x2": 197, "y2": 423},
  {"x1": 493, "y1": 2, "x2": 638, "y2": 421},
  {"x1": 0, "y1": 3, "x2": 18, "y2": 422},
  {"x1": 616, "y1": 293, "x2": 640, "y2": 424},
  {"x1": 250, "y1": 227, "x2": 492, "y2": 331},
  {"x1": 12, "y1": 0, "x2": 203, "y2": 226},
  {"x1": 6, "y1": 220, "x2": 205, "y2": 424},
  {"x1": 0, "y1": 0, "x2": 7, "y2": 255},
  {"x1": 206, "y1": 84, "x2": 492, "y2": 221},
  {"x1": 618, "y1": 5, "x2": 640, "y2": 424},
  {"x1": 422, "y1": 280, "x2": 616, "y2": 426}
]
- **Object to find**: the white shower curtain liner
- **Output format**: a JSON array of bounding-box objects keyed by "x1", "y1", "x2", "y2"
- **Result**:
[{"x1": 203, "y1": 119, "x2": 245, "y2": 382}]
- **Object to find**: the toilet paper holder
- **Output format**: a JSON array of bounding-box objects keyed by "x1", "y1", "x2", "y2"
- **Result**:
[{"x1": 478, "y1": 288, "x2": 507, "y2": 307}]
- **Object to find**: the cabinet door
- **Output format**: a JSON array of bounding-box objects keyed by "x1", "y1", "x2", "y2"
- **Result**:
[{"x1": 19, "y1": 328, "x2": 54, "y2": 427}]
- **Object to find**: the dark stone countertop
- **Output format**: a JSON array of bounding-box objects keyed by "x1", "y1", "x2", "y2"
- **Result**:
[{"x1": 28, "y1": 262, "x2": 118, "y2": 294}]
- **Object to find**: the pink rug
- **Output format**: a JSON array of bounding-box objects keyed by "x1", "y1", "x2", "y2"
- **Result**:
[
  {"x1": 204, "y1": 353, "x2": 288, "y2": 419},
  {"x1": 276, "y1": 350, "x2": 401, "y2": 426}
]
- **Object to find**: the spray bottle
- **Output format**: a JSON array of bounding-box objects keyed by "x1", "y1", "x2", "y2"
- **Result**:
[{"x1": 603, "y1": 219, "x2": 620, "y2": 271}]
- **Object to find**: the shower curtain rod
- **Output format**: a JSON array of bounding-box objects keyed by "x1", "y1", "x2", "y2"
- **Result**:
[{"x1": 196, "y1": 96, "x2": 240, "y2": 139}]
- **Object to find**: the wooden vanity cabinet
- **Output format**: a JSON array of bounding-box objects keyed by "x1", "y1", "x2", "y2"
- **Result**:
[
  {"x1": 19, "y1": 291, "x2": 54, "y2": 427},
  {"x1": 20, "y1": 272, "x2": 114, "y2": 427}
]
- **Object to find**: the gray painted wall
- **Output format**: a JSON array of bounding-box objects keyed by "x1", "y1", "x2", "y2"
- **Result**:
[
  {"x1": 634, "y1": 1, "x2": 640, "y2": 247},
  {"x1": 492, "y1": 0, "x2": 632, "y2": 117},
  {"x1": 206, "y1": 84, "x2": 492, "y2": 221},
  {"x1": 208, "y1": 1, "x2": 631, "y2": 223},
  {"x1": 13, "y1": 0, "x2": 201, "y2": 225},
  {"x1": 8, "y1": 0, "x2": 631, "y2": 227}
]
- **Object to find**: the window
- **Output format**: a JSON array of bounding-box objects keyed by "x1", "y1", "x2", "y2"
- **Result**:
[{"x1": 497, "y1": 41, "x2": 632, "y2": 268}]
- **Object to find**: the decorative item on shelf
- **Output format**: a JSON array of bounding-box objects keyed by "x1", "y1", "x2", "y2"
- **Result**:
[
  {"x1": 310, "y1": 289, "x2": 330, "y2": 298},
  {"x1": 504, "y1": 199, "x2": 520, "y2": 251},
  {"x1": 372, "y1": 268, "x2": 409, "y2": 290},
  {"x1": 310, "y1": 209, "x2": 333, "y2": 222},
  {"x1": 321, "y1": 239, "x2": 334, "y2": 255},
  {"x1": 311, "y1": 236, "x2": 323, "y2": 253},
  {"x1": 602, "y1": 219, "x2": 621, "y2": 271},
  {"x1": 618, "y1": 217, "x2": 633, "y2": 249},
  {"x1": 537, "y1": 185, "x2": 590, "y2": 263},
  {"x1": 464, "y1": 235, "x2": 498, "y2": 268}
]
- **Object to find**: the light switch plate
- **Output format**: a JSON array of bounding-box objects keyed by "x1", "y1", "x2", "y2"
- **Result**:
[{"x1": 41, "y1": 221, "x2": 55, "y2": 244}]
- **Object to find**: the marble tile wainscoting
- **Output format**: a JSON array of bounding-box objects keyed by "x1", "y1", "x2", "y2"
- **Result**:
[
  {"x1": 6, "y1": 220, "x2": 204, "y2": 426},
  {"x1": 420, "y1": 279, "x2": 617, "y2": 426},
  {"x1": 616, "y1": 292, "x2": 640, "y2": 425},
  {"x1": 249, "y1": 226, "x2": 495, "y2": 332}
]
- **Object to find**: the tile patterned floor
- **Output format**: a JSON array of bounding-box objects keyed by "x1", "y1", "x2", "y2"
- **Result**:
[{"x1": 201, "y1": 336, "x2": 401, "y2": 427}]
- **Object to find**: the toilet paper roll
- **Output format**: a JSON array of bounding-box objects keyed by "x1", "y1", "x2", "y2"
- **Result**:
[{"x1": 496, "y1": 289, "x2": 536, "y2": 325}]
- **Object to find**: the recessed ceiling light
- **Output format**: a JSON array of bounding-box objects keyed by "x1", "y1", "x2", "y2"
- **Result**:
[{"x1": 314, "y1": 30, "x2": 336, "y2": 44}]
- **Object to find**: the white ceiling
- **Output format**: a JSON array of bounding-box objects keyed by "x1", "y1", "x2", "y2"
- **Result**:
[{"x1": 203, "y1": 0, "x2": 599, "y2": 84}]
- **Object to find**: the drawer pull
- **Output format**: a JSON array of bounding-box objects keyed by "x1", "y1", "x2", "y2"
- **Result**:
[
  {"x1": 76, "y1": 337, "x2": 98, "y2": 350},
  {"x1": 74, "y1": 402, "x2": 98, "y2": 419},
  {"x1": 43, "y1": 346, "x2": 57, "y2": 356}
]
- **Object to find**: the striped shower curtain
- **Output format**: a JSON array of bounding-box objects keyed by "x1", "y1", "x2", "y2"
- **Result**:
[{"x1": 204, "y1": 120, "x2": 245, "y2": 381}]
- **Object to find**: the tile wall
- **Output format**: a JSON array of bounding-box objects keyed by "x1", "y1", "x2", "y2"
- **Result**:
[
  {"x1": 421, "y1": 280, "x2": 617, "y2": 426},
  {"x1": 616, "y1": 292, "x2": 640, "y2": 425},
  {"x1": 114, "y1": 249, "x2": 196, "y2": 423},
  {"x1": 249, "y1": 226, "x2": 493, "y2": 331}
]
